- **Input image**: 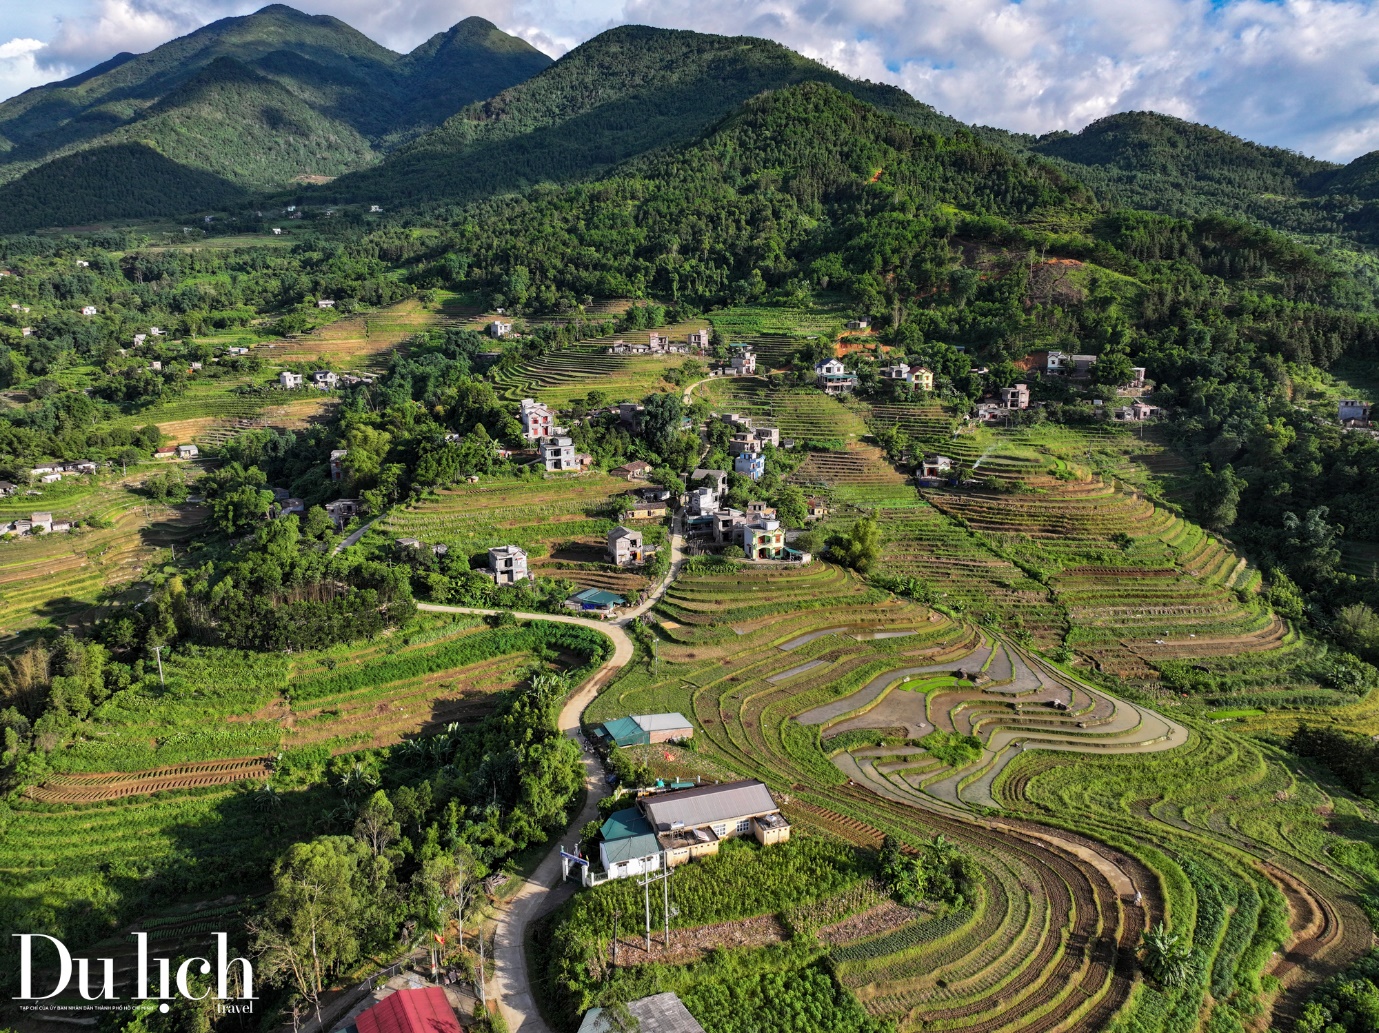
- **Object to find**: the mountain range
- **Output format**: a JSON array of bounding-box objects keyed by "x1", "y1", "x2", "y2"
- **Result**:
[{"x1": 2, "y1": 3, "x2": 1379, "y2": 242}]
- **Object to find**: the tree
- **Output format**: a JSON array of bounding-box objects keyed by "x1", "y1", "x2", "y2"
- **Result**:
[
  {"x1": 640, "y1": 392, "x2": 683, "y2": 454},
  {"x1": 1335, "y1": 603, "x2": 1379, "y2": 655},
  {"x1": 833, "y1": 517, "x2": 881, "y2": 572},
  {"x1": 1194, "y1": 463, "x2": 1245, "y2": 531},
  {"x1": 1139, "y1": 924, "x2": 1193, "y2": 987},
  {"x1": 250, "y1": 838, "x2": 371, "y2": 1028},
  {"x1": 354, "y1": 790, "x2": 401, "y2": 857},
  {"x1": 773, "y1": 485, "x2": 808, "y2": 528}
]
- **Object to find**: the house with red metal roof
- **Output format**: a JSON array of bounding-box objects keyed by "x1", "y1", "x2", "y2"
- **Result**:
[{"x1": 353, "y1": 987, "x2": 461, "y2": 1033}]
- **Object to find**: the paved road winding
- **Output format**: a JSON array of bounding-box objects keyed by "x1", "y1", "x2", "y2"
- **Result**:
[{"x1": 413, "y1": 524, "x2": 684, "y2": 1031}]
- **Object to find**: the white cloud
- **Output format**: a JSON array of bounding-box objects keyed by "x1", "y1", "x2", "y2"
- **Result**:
[
  {"x1": 0, "y1": 37, "x2": 55, "y2": 99},
  {"x1": 619, "y1": 0, "x2": 1379, "y2": 161},
  {"x1": 4, "y1": 0, "x2": 1379, "y2": 160}
]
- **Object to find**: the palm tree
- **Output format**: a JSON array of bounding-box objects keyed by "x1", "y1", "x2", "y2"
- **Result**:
[{"x1": 1140, "y1": 924, "x2": 1192, "y2": 987}]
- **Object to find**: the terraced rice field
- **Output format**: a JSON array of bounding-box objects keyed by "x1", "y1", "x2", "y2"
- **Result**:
[
  {"x1": 489, "y1": 330, "x2": 706, "y2": 406},
  {"x1": 381, "y1": 475, "x2": 635, "y2": 557},
  {"x1": 587, "y1": 563, "x2": 1371, "y2": 1032},
  {"x1": 789, "y1": 444, "x2": 909, "y2": 490},
  {"x1": 698, "y1": 379, "x2": 869, "y2": 445},
  {"x1": 0, "y1": 485, "x2": 206, "y2": 642}
]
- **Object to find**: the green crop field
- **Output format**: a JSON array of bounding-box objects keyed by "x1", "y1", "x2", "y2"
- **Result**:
[{"x1": 548, "y1": 559, "x2": 1376, "y2": 1033}]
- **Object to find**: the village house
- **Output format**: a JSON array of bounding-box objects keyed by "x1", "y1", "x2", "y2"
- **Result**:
[
  {"x1": 608, "y1": 525, "x2": 649, "y2": 566},
  {"x1": 276, "y1": 498, "x2": 305, "y2": 519},
  {"x1": 730, "y1": 431, "x2": 761, "y2": 455},
  {"x1": 133, "y1": 333, "x2": 147, "y2": 345},
  {"x1": 370, "y1": 205, "x2": 383, "y2": 213},
  {"x1": 741, "y1": 517, "x2": 786, "y2": 560},
  {"x1": 806, "y1": 495, "x2": 829, "y2": 520},
  {"x1": 80, "y1": 306, "x2": 97, "y2": 316},
  {"x1": 627, "y1": 487, "x2": 671, "y2": 519},
  {"x1": 610, "y1": 460, "x2": 652, "y2": 481},
  {"x1": 912, "y1": 366, "x2": 935, "y2": 391},
  {"x1": 691, "y1": 468, "x2": 729, "y2": 495},
  {"x1": 519, "y1": 397, "x2": 555, "y2": 440},
  {"x1": 567, "y1": 587, "x2": 625, "y2": 616},
  {"x1": 686, "y1": 329, "x2": 710, "y2": 350},
  {"x1": 541, "y1": 435, "x2": 590, "y2": 472},
  {"x1": 354, "y1": 986, "x2": 461, "y2": 1033},
  {"x1": 271, "y1": 228, "x2": 282, "y2": 235},
  {"x1": 999, "y1": 383, "x2": 1031, "y2": 409},
  {"x1": 76, "y1": 260, "x2": 89, "y2": 268},
  {"x1": 919, "y1": 454, "x2": 954, "y2": 481},
  {"x1": 489, "y1": 319, "x2": 512, "y2": 338},
  {"x1": 176, "y1": 444, "x2": 199, "y2": 460},
  {"x1": 734, "y1": 452, "x2": 765, "y2": 480},
  {"x1": 148, "y1": 361, "x2": 162, "y2": 372},
  {"x1": 1115, "y1": 401, "x2": 1160, "y2": 422},
  {"x1": 711, "y1": 507, "x2": 745, "y2": 544},
  {"x1": 0, "y1": 482, "x2": 15, "y2": 497},
  {"x1": 846, "y1": 318, "x2": 870, "y2": 330},
  {"x1": 577, "y1": 992, "x2": 706, "y2": 1033},
  {"x1": 189, "y1": 362, "x2": 202, "y2": 371},
  {"x1": 20, "y1": 327, "x2": 31, "y2": 336},
  {"x1": 1046, "y1": 351, "x2": 1097, "y2": 377},
  {"x1": 150, "y1": 327, "x2": 165, "y2": 336},
  {"x1": 1339, "y1": 399, "x2": 1370, "y2": 423},
  {"x1": 730, "y1": 349, "x2": 756, "y2": 375},
  {"x1": 317, "y1": 299, "x2": 335, "y2": 310},
  {"x1": 323, "y1": 498, "x2": 360, "y2": 528},
  {"x1": 745, "y1": 501, "x2": 776, "y2": 521},
  {"x1": 488, "y1": 545, "x2": 530, "y2": 584},
  {"x1": 602, "y1": 712, "x2": 694, "y2": 748},
  {"x1": 647, "y1": 779, "x2": 790, "y2": 867},
  {"x1": 29, "y1": 512, "x2": 53, "y2": 533},
  {"x1": 329, "y1": 449, "x2": 348, "y2": 481},
  {"x1": 279, "y1": 371, "x2": 303, "y2": 389},
  {"x1": 880, "y1": 363, "x2": 913, "y2": 386},
  {"x1": 617, "y1": 402, "x2": 646, "y2": 431},
  {"x1": 815, "y1": 358, "x2": 859, "y2": 396},
  {"x1": 311, "y1": 370, "x2": 338, "y2": 390},
  {"x1": 227, "y1": 346, "x2": 249, "y2": 356},
  {"x1": 687, "y1": 486, "x2": 719, "y2": 517},
  {"x1": 649, "y1": 331, "x2": 670, "y2": 351},
  {"x1": 751, "y1": 426, "x2": 780, "y2": 448},
  {"x1": 153, "y1": 446, "x2": 177, "y2": 460}
]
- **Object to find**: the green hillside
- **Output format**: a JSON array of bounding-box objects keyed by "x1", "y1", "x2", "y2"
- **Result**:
[
  {"x1": 0, "y1": 5, "x2": 551, "y2": 226},
  {"x1": 330, "y1": 24, "x2": 967, "y2": 205}
]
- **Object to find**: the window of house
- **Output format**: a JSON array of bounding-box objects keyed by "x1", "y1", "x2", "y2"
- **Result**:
[{"x1": 736, "y1": 819, "x2": 752, "y2": 834}]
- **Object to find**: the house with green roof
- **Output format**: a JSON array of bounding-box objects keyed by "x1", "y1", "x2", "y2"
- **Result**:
[{"x1": 567, "y1": 587, "x2": 625, "y2": 616}]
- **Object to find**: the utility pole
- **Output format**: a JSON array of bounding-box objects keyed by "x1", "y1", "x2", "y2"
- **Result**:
[
  {"x1": 611, "y1": 911, "x2": 620, "y2": 968},
  {"x1": 154, "y1": 645, "x2": 165, "y2": 688},
  {"x1": 477, "y1": 929, "x2": 486, "y2": 1006}
]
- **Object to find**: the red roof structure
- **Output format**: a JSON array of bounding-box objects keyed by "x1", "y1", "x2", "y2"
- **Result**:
[{"x1": 355, "y1": 987, "x2": 462, "y2": 1033}]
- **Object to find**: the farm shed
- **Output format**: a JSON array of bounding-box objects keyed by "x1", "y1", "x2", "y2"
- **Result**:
[
  {"x1": 578, "y1": 992, "x2": 705, "y2": 1033},
  {"x1": 568, "y1": 587, "x2": 625, "y2": 615},
  {"x1": 603, "y1": 713, "x2": 693, "y2": 747}
]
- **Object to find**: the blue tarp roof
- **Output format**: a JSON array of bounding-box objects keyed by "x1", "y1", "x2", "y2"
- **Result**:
[
  {"x1": 601, "y1": 807, "x2": 652, "y2": 841},
  {"x1": 604, "y1": 716, "x2": 649, "y2": 747},
  {"x1": 572, "y1": 588, "x2": 625, "y2": 606}
]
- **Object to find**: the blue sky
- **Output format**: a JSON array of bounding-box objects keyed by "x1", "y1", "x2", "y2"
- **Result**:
[{"x1": 3, "y1": 0, "x2": 1379, "y2": 162}]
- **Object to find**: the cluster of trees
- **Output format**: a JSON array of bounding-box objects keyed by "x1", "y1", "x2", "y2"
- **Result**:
[
  {"x1": 1297, "y1": 949, "x2": 1379, "y2": 1033},
  {"x1": 878, "y1": 834, "x2": 980, "y2": 910}
]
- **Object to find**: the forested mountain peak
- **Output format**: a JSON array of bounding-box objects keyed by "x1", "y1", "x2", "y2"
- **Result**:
[
  {"x1": 0, "y1": 5, "x2": 553, "y2": 229},
  {"x1": 328, "y1": 22, "x2": 966, "y2": 206}
]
